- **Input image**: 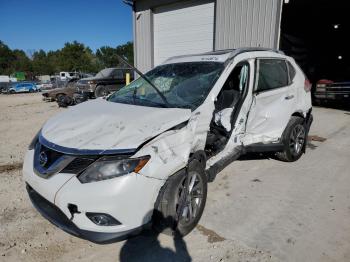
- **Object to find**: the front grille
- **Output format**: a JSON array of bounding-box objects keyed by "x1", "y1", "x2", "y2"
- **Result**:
[
  {"x1": 61, "y1": 156, "x2": 97, "y2": 174},
  {"x1": 35, "y1": 142, "x2": 98, "y2": 175}
]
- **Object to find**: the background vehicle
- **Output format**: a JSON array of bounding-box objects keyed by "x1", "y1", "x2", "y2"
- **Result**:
[
  {"x1": 0, "y1": 82, "x2": 10, "y2": 93},
  {"x1": 0, "y1": 75, "x2": 17, "y2": 93},
  {"x1": 314, "y1": 79, "x2": 350, "y2": 104},
  {"x1": 59, "y1": 72, "x2": 79, "y2": 81},
  {"x1": 24, "y1": 48, "x2": 312, "y2": 244},
  {"x1": 37, "y1": 80, "x2": 54, "y2": 91},
  {"x1": 8, "y1": 82, "x2": 38, "y2": 93},
  {"x1": 42, "y1": 78, "x2": 79, "y2": 101},
  {"x1": 76, "y1": 68, "x2": 133, "y2": 97}
]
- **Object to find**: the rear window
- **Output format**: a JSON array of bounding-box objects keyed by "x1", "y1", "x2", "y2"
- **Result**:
[{"x1": 256, "y1": 59, "x2": 289, "y2": 92}]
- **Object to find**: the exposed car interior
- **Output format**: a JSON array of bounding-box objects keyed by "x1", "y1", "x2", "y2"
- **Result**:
[{"x1": 205, "y1": 62, "x2": 249, "y2": 157}]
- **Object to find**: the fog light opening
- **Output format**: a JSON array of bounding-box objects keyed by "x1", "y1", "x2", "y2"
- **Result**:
[{"x1": 86, "y1": 212, "x2": 121, "y2": 226}]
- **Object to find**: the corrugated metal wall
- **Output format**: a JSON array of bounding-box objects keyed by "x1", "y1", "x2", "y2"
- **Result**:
[
  {"x1": 215, "y1": 0, "x2": 282, "y2": 50},
  {"x1": 134, "y1": 9, "x2": 153, "y2": 73},
  {"x1": 133, "y1": 0, "x2": 282, "y2": 71}
]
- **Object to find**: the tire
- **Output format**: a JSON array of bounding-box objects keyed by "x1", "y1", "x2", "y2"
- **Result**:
[
  {"x1": 55, "y1": 93, "x2": 65, "y2": 102},
  {"x1": 9, "y1": 90, "x2": 15, "y2": 94},
  {"x1": 56, "y1": 95, "x2": 73, "y2": 107},
  {"x1": 94, "y1": 85, "x2": 109, "y2": 98},
  {"x1": 153, "y1": 159, "x2": 207, "y2": 236},
  {"x1": 276, "y1": 116, "x2": 307, "y2": 162}
]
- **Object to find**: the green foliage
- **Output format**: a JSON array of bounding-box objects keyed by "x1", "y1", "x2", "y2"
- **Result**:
[
  {"x1": 0, "y1": 40, "x2": 134, "y2": 79},
  {"x1": 0, "y1": 40, "x2": 16, "y2": 75},
  {"x1": 96, "y1": 41, "x2": 133, "y2": 68}
]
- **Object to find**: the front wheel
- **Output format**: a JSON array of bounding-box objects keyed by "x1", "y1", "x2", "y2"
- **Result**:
[
  {"x1": 94, "y1": 85, "x2": 109, "y2": 97},
  {"x1": 153, "y1": 160, "x2": 207, "y2": 236},
  {"x1": 276, "y1": 116, "x2": 307, "y2": 162}
]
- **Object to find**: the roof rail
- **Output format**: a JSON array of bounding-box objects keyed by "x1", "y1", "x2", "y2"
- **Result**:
[{"x1": 233, "y1": 47, "x2": 284, "y2": 55}]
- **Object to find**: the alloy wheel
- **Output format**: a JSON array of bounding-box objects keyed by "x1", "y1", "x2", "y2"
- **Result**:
[
  {"x1": 176, "y1": 171, "x2": 204, "y2": 225},
  {"x1": 289, "y1": 124, "x2": 306, "y2": 156}
]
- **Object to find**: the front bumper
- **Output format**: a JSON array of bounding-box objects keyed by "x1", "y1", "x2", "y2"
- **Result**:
[
  {"x1": 26, "y1": 184, "x2": 144, "y2": 244},
  {"x1": 23, "y1": 149, "x2": 165, "y2": 244}
]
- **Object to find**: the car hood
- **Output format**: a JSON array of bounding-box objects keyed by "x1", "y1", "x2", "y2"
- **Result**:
[{"x1": 41, "y1": 99, "x2": 191, "y2": 152}]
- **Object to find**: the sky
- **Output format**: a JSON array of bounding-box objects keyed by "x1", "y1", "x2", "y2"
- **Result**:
[{"x1": 0, "y1": 0, "x2": 133, "y2": 53}]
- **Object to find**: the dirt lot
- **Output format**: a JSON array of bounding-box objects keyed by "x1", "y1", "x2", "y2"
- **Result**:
[{"x1": 1, "y1": 93, "x2": 350, "y2": 262}]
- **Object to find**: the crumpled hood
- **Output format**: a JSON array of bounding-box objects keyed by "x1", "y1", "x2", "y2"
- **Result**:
[{"x1": 41, "y1": 99, "x2": 191, "y2": 151}]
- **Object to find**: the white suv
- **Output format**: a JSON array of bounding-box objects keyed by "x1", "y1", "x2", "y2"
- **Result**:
[{"x1": 23, "y1": 48, "x2": 313, "y2": 243}]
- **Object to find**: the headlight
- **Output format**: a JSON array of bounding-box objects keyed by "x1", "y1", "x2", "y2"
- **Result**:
[
  {"x1": 88, "y1": 81, "x2": 95, "y2": 85},
  {"x1": 28, "y1": 130, "x2": 41, "y2": 150},
  {"x1": 78, "y1": 155, "x2": 150, "y2": 183}
]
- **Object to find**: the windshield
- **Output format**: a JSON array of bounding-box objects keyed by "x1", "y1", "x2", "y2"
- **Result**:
[
  {"x1": 95, "y1": 68, "x2": 114, "y2": 78},
  {"x1": 108, "y1": 62, "x2": 224, "y2": 110}
]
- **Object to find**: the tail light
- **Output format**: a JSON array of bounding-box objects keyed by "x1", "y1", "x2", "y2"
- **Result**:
[
  {"x1": 304, "y1": 79, "x2": 312, "y2": 92},
  {"x1": 316, "y1": 79, "x2": 333, "y2": 88}
]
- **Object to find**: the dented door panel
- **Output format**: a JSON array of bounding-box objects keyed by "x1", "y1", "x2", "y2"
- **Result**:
[{"x1": 243, "y1": 86, "x2": 294, "y2": 144}]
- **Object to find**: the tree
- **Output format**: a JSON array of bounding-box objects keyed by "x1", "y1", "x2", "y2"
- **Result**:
[
  {"x1": 11, "y1": 49, "x2": 31, "y2": 71},
  {"x1": 0, "y1": 39, "x2": 134, "y2": 77},
  {"x1": 0, "y1": 41, "x2": 15, "y2": 75},
  {"x1": 116, "y1": 41, "x2": 134, "y2": 66},
  {"x1": 96, "y1": 42, "x2": 134, "y2": 69},
  {"x1": 58, "y1": 41, "x2": 97, "y2": 72},
  {"x1": 96, "y1": 46, "x2": 119, "y2": 68}
]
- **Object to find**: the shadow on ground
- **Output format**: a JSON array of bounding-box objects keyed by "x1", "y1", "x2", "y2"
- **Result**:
[
  {"x1": 119, "y1": 229, "x2": 191, "y2": 262},
  {"x1": 238, "y1": 152, "x2": 275, "y2": 161},
  {"x1": 119, "y1": 208, "x2": 192, "y2": 261}
]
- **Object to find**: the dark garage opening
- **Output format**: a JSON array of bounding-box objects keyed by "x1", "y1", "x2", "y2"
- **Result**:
[{"x1": 280, "y1": 0, "x2": 350, "y2": 85}]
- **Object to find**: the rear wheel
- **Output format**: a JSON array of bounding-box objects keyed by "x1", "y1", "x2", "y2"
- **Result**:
[
  {"x1": 276, "y1": 116, "x2": 306, "y2": 162},
  {"x1": 153, "y1": 159, "x2": 207, "y2": 236}
]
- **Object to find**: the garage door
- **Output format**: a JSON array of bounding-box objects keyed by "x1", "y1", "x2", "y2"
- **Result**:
[{"x1": 153, "y1": 0, "x2": 214, "y2": 66}]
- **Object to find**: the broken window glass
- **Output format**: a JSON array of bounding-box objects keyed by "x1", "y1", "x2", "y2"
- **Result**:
[{"x1": 108, "y1": 62, "x2": 224, "y2": 110}]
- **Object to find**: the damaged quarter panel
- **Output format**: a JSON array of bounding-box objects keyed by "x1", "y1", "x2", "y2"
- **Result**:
[{"x1": 134, "y1": 108, "x2": 208, "y2": 180}]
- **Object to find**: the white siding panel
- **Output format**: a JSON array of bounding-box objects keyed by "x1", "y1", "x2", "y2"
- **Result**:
[
  {"x1": 153, "y1": 1, "x2": 214, "y2": 66},
  {"x1": 135, "y1": 9, "x2": 153, "y2": 73},
  {"x1": 215, "y1": 0, "x2": 282, "y2": 49}
]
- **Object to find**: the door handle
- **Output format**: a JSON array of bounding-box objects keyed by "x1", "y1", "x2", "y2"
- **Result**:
[{"x1": 285, "y1": 95, "x2": 294, "y2": 100}]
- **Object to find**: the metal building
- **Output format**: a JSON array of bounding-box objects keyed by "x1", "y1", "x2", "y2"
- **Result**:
[{"x1": 131, "y1": 0, "x2": 282, "y2": 72}]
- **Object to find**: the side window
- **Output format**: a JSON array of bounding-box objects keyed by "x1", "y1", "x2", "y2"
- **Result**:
[
  {"x1": 112, "y1": 70, "x2": 123, "y2": 79},
  {"x1": 215, "y1": 62, "x2": 249, "y2": 111},
  {"x1": 256, "y1": 59, "x2": 289, "y2": 92},
  {"x1": 287, "y1": 61, "x2": 296, "y2": 83}
]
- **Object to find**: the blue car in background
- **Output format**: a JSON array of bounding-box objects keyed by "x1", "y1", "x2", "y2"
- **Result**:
[{"x1": 8, "y1": 82, "x2": 39, "y2": 93}]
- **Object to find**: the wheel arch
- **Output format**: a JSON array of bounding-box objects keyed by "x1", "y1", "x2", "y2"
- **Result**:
[
  {"x1": 291, "y1": 111, "x2": 305, "y2": 119},
  {"x1": 55, "y1": 92, "x2": 66, "y2": 98}
]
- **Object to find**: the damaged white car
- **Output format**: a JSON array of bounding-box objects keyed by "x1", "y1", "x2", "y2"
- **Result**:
[{"x1": 23, "y1": 48, "x2": 313, "y2": 243}]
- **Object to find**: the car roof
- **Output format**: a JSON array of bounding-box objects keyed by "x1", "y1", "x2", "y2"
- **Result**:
[{"x1": 163, "y1": 48, "x2": 285, "y2": 65}]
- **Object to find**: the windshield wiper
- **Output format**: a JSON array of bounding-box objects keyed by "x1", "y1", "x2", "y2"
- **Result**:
[{"x1": 116, "y1": 55, "x2": 170, "y2": 108}]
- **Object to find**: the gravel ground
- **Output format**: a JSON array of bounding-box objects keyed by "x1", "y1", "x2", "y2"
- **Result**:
[{"x1": 0, "y1": 93, "x2": 349, "y2": 262}]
